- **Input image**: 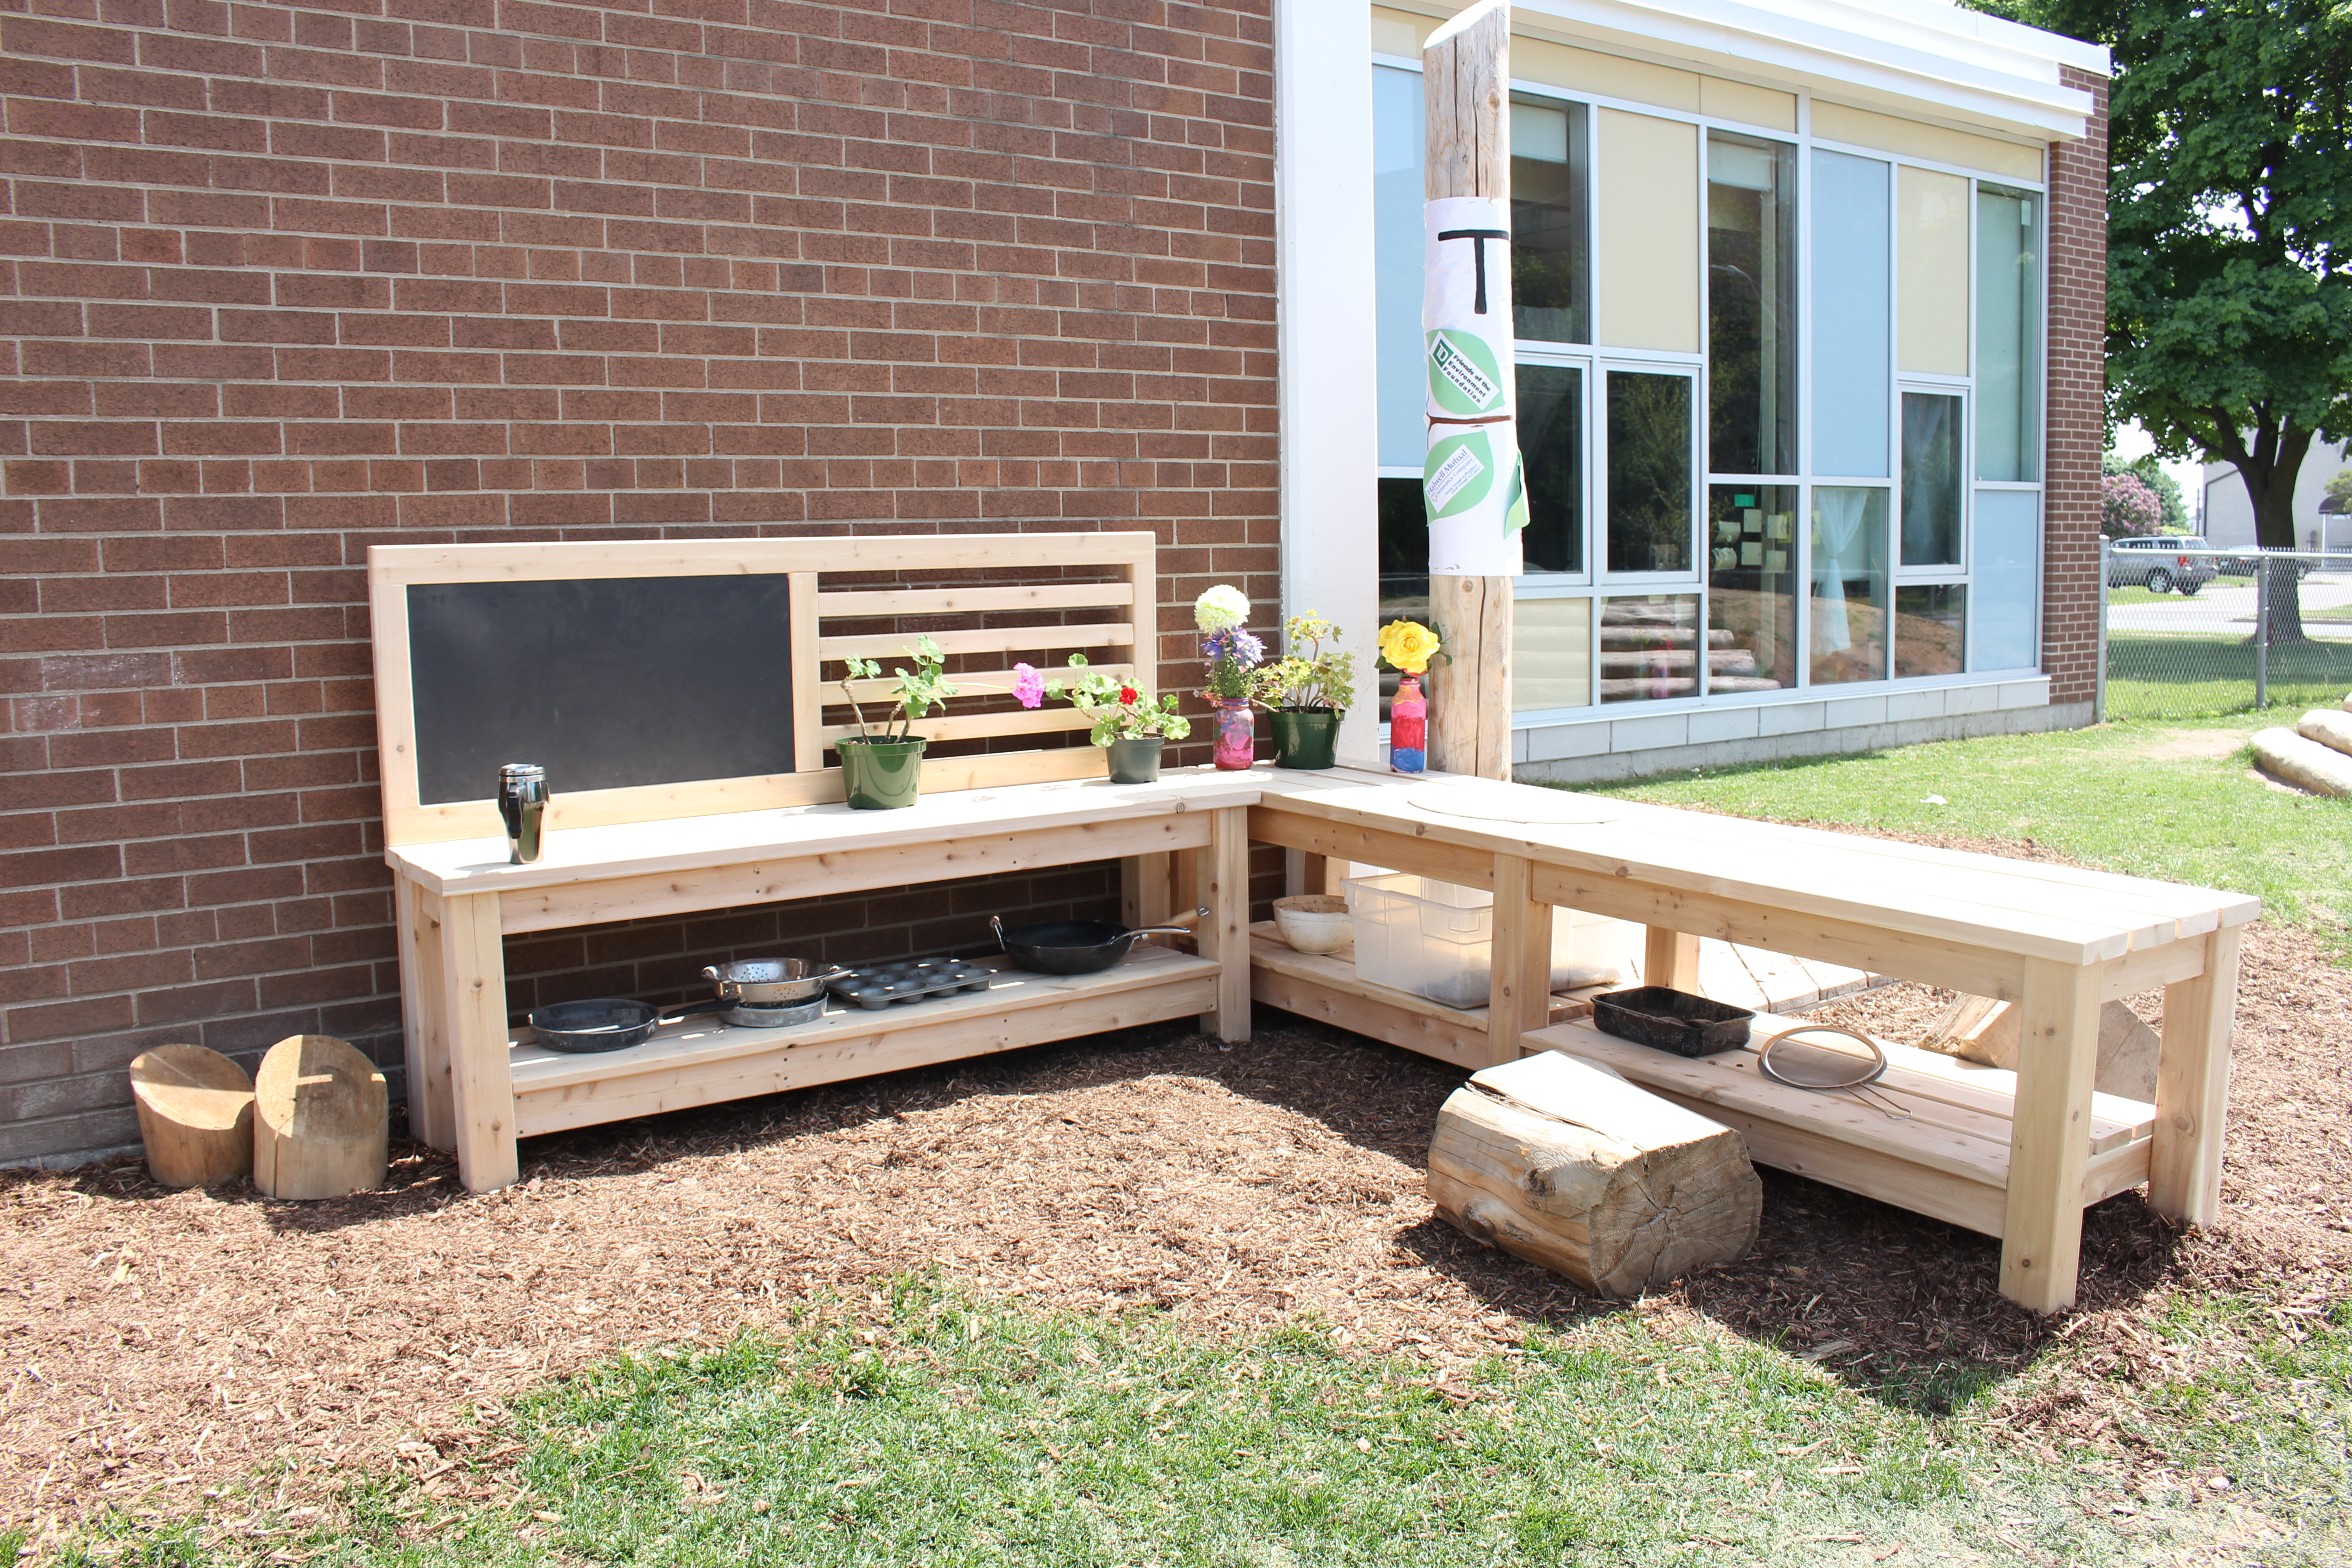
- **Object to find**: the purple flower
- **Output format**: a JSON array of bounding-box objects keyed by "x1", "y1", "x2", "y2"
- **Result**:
[
  {"x1": 1012, "y1": 662, "x2": 1045, "y2": 709},
  {"x1": 1200, "y1": 627, "x2": 1264, "y2": 668}
]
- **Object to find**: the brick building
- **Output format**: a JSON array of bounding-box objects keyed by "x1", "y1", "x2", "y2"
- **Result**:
[{"x1": 0, "y1": 0, "x2": 2107, "y2": 1166}]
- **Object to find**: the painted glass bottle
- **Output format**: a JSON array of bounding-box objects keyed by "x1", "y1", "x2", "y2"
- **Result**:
[
  {"x1": 1389, "y1": 676, "x2": 1426, "y2": 774},
  {"x1": 1211, "y1": 696, "x2": 1255, "y2": 770}
]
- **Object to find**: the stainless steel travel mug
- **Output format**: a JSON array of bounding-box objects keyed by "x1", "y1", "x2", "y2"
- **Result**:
[{"x1": 497, "y1": 763, "x2": 547, "y2": 864}]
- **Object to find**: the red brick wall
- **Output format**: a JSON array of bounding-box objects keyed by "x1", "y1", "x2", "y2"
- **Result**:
[
  {"x1": 0, "y1": 0, "x2": 1279, "y2": 1165},
  {"x1": 2040, "y1": 65, "x2": 2107, "y2": 708}
]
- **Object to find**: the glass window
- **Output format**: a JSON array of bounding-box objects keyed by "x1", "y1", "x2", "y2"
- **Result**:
[
  {"x1": 1901, "y1": 392, "x2": 1965, "y2": 566},
  {"x1": 1706, "y1": 485, "x2": 1797, "y2": 692},
  {"x1": 1972, "y1": 488, "x2": 2038, "y2": 669},
  {"x1": 1811, "y1": 151, "x2": 1890, "y2": 479},
  {"x1": 1976, "y1": 188, "x2": 2041, "y2": 481},
  {"x1": 1377, "y1": 475, "x2": 1429, "y2": 617},
  {"x1": 1600, "y1": 594, "x2": 1700, "y2": 703},
  {"x1": 1373, "y1": 65, "x2": 1428, "y2": 470},
  {"x1": 1706, "y1": 133, "x2": 1796, "y2": 478},
  {"x1": 1514, "y1": 595, "x2": 1591, "y2": 710},
  {"x1": 1518, "y1": 364, "x2": 1583, "y2": 573},
  {"x1": 1605, "y1": 371, "x2": 1693, "y2": 573},
  {"x1": 1894, "y1": 584, "x2": 1965, "y2": 677},
  {"x1": 1511, "y1": 98, "x2": 1589, "y2": 345},
  {"x1": 1810, "y1": 486, "x2": 1889, "y2": 685}
]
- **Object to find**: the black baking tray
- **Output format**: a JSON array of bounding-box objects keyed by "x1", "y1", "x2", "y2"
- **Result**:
[{"x1": 1591, "y1": 986, "x2": 1754, "y2": 1057}]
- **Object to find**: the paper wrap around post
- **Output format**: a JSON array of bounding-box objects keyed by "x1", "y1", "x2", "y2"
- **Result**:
[{"x1": 1421, "y1": 195, "x2": 1524, "y2": 576}]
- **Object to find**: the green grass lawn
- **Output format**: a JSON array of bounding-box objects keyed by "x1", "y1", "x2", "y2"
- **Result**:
[
  {"x1": 47, "y1": 1283, "x2": 2350, "y2": 1567},
  {"x1": 2104, "y1": 629, "x2": 2352, "y2": 722},
  {"x1": 1583, "y1": 713, "x2": 2352, "y2": 963}
]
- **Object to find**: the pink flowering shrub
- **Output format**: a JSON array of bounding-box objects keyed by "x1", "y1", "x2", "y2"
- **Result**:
[{"x1": 2101, "y1": 473, "x2": 2164, "y2": 539}]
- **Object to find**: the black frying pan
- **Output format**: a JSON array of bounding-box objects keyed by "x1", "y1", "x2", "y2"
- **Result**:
[
  {"x1": 991, "y1": 908, "x2": 1204, "y2": 975},
  {"x1": 527, "y1": 996, "x2": 730, "y2": 1054}
]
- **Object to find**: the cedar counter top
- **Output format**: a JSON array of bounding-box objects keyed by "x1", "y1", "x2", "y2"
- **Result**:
[{"x1": 388, "y1": 764, "x2": 2256, "y2": 1314}]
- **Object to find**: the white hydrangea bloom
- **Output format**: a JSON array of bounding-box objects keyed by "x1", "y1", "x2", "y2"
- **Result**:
[{"x1": 1194, "y1": 584, "x2": 1250, "y2": 632}]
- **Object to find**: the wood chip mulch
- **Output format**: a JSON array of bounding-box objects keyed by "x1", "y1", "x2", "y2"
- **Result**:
[{"x1": 5, "y1": 830, "x2": 2345, "y2": 1534}]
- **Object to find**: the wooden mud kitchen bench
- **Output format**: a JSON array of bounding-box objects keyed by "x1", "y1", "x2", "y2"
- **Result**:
[{"x1": 370, "y1": 535, "x2": 2255, "y2": 1317}]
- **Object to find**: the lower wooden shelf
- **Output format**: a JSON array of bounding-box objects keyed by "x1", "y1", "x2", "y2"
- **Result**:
[
  {"x1": 1523, "y1": 1014, "x2": 2157, "y2": 1238},
  {"x1": 1248, "y1": 925, "x2": 1595, "y2": 1071},
  {"x1": 507, "y1": 946, "x2": 1218, "y2": 1139}
]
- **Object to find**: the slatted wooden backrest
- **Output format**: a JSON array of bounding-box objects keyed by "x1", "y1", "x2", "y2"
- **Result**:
[{"x1": 369, "y1": 533, "x2": 1157, "y2": 848}]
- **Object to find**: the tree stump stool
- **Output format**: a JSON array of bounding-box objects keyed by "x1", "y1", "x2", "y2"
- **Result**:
[
  {"x1": 253, "y1": 1034, "x2": 388, "y2": 1200},
  {"x1": 1428, "y1": 1050, "x2": 1762, "y2": 1298},
  {"x1": 128, "y1": 1044, "x2": 256, "y2": 1189}
]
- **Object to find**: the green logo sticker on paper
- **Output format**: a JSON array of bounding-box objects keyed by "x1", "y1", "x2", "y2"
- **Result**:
[
  {"x1": 1424, "y1": 428, "x2": 1494, "y2": 519},
  {"x1": 1426, "y1": 329, "x2": 1506, "y2": 417}
]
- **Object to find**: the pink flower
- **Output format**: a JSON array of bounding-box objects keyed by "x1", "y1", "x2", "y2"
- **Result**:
[{"x1": 1012, "y1": 662, "x2": 1044, "y2": 709}]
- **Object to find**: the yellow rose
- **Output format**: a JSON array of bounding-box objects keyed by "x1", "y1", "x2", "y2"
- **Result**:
[{"x1": 1378, "y1": 620, "x2": 1440, "y2": 674}]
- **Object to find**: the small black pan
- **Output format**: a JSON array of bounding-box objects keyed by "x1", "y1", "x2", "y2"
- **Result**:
[
  {"x1": 991, "y1": 908, "x2": 1204, "y2": 975},
  {"x1": 527, "y1": 996, "x2": 730, "y2": 1054}
]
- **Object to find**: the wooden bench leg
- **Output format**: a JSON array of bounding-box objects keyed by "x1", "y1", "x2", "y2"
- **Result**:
[
  {"x1": 1197, "y1": 806, "x2": 1250, "y2": 1043},
  {"x1": 1487, "y1": 854, "x2": 1551, "y2": 1065},
  {"x1": 1643, "y1": 925, "x2": 1700, "y2": 993},
  {"x1": 397, "y1": 874, "x2": 456, "y2": 1152},
  {"x1": 2150, "y1": 926, "x2": 2242, "y2": 1225},
  {"x1": 1122, "y1": 852, "x2": 1174, "y2": 932},
  {"x1": 1999, "y1": 956, "x2": 2100, "y2": 1312},
  {"x1": 432, "y1": 888, "x2": 519, "y2": 1193}
]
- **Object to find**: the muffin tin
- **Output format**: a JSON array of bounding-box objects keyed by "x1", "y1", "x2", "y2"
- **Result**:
[{"x1": 825, "y1": 957, "x2": 996, "y2": 1010}]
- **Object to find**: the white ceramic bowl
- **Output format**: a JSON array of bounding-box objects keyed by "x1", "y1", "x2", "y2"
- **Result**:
[{"x1": 1273, "y1": 894, "x2": 1353, "y2": 955}]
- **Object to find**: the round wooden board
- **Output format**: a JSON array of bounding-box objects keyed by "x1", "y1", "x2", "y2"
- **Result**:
[{"x1": 1403, "y1": 784, "x2": 1622, "y2": 827}]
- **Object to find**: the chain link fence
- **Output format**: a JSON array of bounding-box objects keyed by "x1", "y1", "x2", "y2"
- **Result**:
[{"x1": 2097, "y1": 543, "x2": 2352, "y2": 721}]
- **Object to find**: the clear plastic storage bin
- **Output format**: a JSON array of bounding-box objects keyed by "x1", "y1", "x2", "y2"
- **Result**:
[
  {"x1": 1342, "y1": 872, "x2": 1624, "y2": 1010},
  {"x1": 1343, "y1": 872, "x2": 1496, "y2": 1009}
]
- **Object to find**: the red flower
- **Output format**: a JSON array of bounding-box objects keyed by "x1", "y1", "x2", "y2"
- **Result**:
[{"x1": 1120, "y1": 685, "x2": 1140, "y2": 705}]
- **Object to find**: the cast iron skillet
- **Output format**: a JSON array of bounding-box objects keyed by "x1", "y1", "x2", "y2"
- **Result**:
[
  {"x1": 527, "y1": 996, "x2": 730, "y2": 1054},
  {"x1": 991, "y1": 908, "x2": 1204, "y2": 976}
]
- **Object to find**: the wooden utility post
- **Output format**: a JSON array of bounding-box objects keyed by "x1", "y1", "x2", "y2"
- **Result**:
[{"x1": 1424, "y1": 0, "x2": 1514, "y2": 781}]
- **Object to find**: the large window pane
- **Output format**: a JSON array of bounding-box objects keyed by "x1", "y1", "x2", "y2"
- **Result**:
[
  {"x1": 1895, "y1": 584, "x2": 1965, "y2": 677},
  {"x1": 1377, "y1": 475, "x2": 1429, "y2": 618},
  {"x1": 1600, "y1": 594, "x2": 1700, "y2": 703},
  {"x1": 1811, "y1": 151, "x2": 1890, "y2": 478},
  {"x1": 1518, "y1": 364, "x2": 1583, "y2": 573},
  {"x1": 1373, "y1": 65, "x2": 1426, "y2": 469},
  {"x1": 1707, "y1": 133, "x2": 1796, "y2": 477},
  {"x1": 1809, "y1": 486, "x2": 1889, "y2": 685},
  {"x1": 1976, "y1": 188, "x2": 2041, "y2": 481},
  {"x1": 1606, "y1": 371, "x2": 1693, "y2": 573},
  {"x1": 1514, "y1": 595, "x2": 1591, "y2": 710},
  {"x1": 1900, "y1": 392, "x2": 1964, "y2": 566},
  {"x1": 1707, "y1": 485, "x2": 1797, "y2": 692},
  {"x1": 1972, "y1": 488, "x2": 2038, "y2": 669},
  {"x1": 1511, "y1": 97, "x2": 1589, "y2": 344}
]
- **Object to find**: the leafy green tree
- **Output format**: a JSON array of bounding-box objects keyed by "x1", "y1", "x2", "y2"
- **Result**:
[{"x1": 1991, "y1": 0, "x2": 2352, "y2": 639}]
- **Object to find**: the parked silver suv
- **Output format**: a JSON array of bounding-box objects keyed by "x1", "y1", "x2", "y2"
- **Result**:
[{"x1": 2107, "y1": 535, "x2": 2217, "y2": 595}]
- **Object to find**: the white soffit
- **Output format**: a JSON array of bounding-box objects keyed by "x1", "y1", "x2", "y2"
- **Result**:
[{"x1": 1429, "y1": 0, "x2": 2106, "y2": 142}]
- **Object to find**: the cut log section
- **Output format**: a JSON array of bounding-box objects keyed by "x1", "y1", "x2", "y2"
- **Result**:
[
  {"x1": 2251, "y1": 725, "x2": 2352, "y2": 798},
  {"x1": 252, "y1": 1034, "x2": 389, "y2": 1200},
  {"x1": 128, "y1": 1044, "x2": 255, "y2": 1189},
  {"x1": 1427, "y1": 1050, "x2": 1762, "y2": 1297},
  {"x1": 1912, "y1": 994, "x2": 2160, "y2": 1102}
]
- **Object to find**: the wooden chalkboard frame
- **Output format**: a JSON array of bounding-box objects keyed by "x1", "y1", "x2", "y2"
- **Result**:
[{"x1": 368, "y1": 534, "x2": 1157, "y2": 848}]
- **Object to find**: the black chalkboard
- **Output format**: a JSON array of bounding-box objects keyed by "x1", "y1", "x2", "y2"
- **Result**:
[{"x1": 406, "y1": 575, "x2": 795, "y2": 807}]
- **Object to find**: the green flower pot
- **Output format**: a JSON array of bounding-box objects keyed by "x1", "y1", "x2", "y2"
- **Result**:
[
  {"x1": 836, "y1": 736, "x2": 928, "y2": 809},
  {"x1": 1269, "y1": 708, "x2": 1343, "y2": 770},
  {"x1": 1106, "y1": 736, "x2": 1164, "y2": 784}
]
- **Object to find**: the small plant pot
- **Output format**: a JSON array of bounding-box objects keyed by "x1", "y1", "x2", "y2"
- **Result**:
[
  {"x1": 1210, "y1": 697, "x2": 1255, "y2": 770},
  {"x1": 1105, "y1": 736, "x2": 1164, "y2": 785},
  {"x1": 835, "y1": 736, "x2": 927, "y2": 809},
  {"x1": 1270, "y1": 708, "x2": 1343, "y2": 769},
  {"x1": 1272, "y1": 894, "x2": 1352, "y2": 954}
]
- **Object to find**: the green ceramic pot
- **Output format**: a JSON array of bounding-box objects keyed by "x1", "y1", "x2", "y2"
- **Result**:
[
  {"x1": 1105, "y1": 736, "x2": 1164, "y2": 784},
  {"x1": 836, "y1": 736, "x2": 927, "y2": 809},
  {"x1": 1269, "y1": 708, "x2": 1343, "y2": 770}
]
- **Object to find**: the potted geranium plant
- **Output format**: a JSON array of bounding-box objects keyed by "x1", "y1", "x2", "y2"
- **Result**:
[
  {"x1": 1195, "y1": 584, "x2": 1264, "y2": 769},
  {"x1": 833, "y1": 635, "x2": 958, "y2": 809},
  {"x1": 1250, "y1": 612, "x2": 1355, "y2": 769},
  {"x1": 1016, "y1": 655, "x2": 1191, "y2": 784}
]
